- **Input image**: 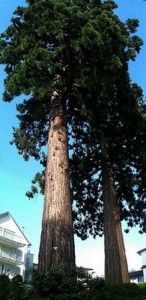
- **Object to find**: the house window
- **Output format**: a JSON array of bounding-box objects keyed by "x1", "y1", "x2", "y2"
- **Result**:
[
  {"x1": 16, "y1": 250, "x2": 22, "y2": 263},
  {"x1": 4, "y1": 230, "x2": 15, "y2": 241},
  {"x1": 26, "y1": 257, "x2": 30, "y2": 269},
  {"x1": 14, "y1": 267, "x2": 20, "y2": 276},
  {"x1": 1, "y1": 265, "x2": 4, "y2": 274},
  {"x1": 0, "y1": 227, "x2": 3, "y2": 237},
  {"x1": 1, "y1": 246, "x2": 15, "y2": 261},
  {"x1": 0, "y1": 265, "x2": 13, "y2": 276},
  {"x1": 24, "y1": 273, "x2": 29, "y2": 283},
  {"x1": 5, "y1": 265, "x2": 12, "y2": 276}
]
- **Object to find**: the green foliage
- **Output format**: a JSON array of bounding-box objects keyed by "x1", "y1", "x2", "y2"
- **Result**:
[
  {"x1": 29, "y1": 266, "x2": 91, "y2": 299},
  {"x1": 0, "y1": 274, "x2": 10, "y2": 300},
  {"x1": 104, "y1": 282, "x2": 144, "y2": 300},
  {"x1": 0, "y1": 268, "x2": 145, "y2": 300},
  {"x1": 0, "y1": 0, "x2": 146, "y2": 241},
  {"x1": 8, "y1": 267, "x2": 144, "y2": 300},
  {"x1": 9, "y1": 275, "x2": 26, "y2": 300},
  {"x1": 0, "y1": 274, "x2": 26, "y2": 300}
]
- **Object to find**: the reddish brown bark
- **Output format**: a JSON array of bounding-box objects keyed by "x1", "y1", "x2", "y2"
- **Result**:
[
  {"x1": 38, "y1": 90, "x2": 75, "y2": 271},
  {"x1": 101, "y1": 134, "x2": 129, "y2": 283}
]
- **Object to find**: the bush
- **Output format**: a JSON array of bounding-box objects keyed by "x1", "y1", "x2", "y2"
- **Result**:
[
  {"x1": 29, "y1": 266, "x2": 91, "y2": 299},
  {"x1": 9, "y1": 275, "x2": 26, "y2": 300},
  {"x1": 0, "y1": 274, "x2": 27, "y2": 300},
  {"x1": 27, "y1": 267, "x2": 146, "y2": 300},
  {"x1": 0, "y1": 274, "x2": 10, "y2": 300},
  {"x1": 95, "y1": 281, "x2": 145, "y2": 300},
  {"x1": 0, "y1": 269, "x2": 145, "y2": 300}
]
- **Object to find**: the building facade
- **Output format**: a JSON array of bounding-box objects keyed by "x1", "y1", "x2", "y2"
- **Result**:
[
  {"x1": 0, "y1": 212, "x2": 34, "y2": 282},
  {"x1": 129, "y1": 270, "x2": 144, "y2": 283},
  {"x1": 137, "y1": 248, "x2": 146, "y2": 283},
  {"x1": 129, "y1": 248, "x2": 146, "y2": 283}
]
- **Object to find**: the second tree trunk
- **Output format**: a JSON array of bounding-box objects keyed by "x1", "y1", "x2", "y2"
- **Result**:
[{"x1": 101, "y1": 134, "x2": 129, "y2": 283}]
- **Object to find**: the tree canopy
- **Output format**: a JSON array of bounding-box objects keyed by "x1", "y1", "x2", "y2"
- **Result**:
[
  {"x1": 0, "y1": 0, "x2": 146, "y2": 281},
  {"x1": 0, "y1": 0, "x2": 146, "y2": 236}
]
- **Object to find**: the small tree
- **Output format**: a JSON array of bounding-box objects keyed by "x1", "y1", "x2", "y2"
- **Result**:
[
  {"x1": 9, "y1": 275, "x2": 25, "y2": 300},
  {"x1": 0, "y1": 274, "x2": 10, "y2": 300}
]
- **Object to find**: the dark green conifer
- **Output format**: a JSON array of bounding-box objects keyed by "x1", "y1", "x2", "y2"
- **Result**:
[{"x1": 0, "y1": 0, "x2": 145, "y2": 282}]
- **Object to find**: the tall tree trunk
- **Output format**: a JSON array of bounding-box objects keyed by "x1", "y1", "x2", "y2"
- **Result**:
[
  {"x1": 101, "y1": 134, "x2": 129, "y2": 283},
  {"x1": 38, "y1": 89, "x2": 75, "y2": 272}
]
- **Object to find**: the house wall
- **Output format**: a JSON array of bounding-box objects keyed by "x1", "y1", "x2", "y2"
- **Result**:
[
  {"x1": 24, "y1": 252, "x2": 34, "y2": 283},
  {"x1": 0, "y1": 214, "x2": 25, "y2": 244},
  {"x1": 130, "y1": 276, "x2": 144, "y2": 283},
  {"x1": 140, "y1": 251, "x2": 146, "y2": 268},
  {"x1": 143, "y1": 269, "x2": 146, "y2": 282},
  {"x1": 0, "y1": 213, "x2": 33, "y2": 282}
]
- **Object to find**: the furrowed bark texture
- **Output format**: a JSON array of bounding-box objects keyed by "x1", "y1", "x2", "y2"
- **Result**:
[
  {"x1": 101, "y1": 134, "x2": 129, "y2": 283},
  {"x1": 38, "y1": 90, "x2": 75, "y2": 271}
]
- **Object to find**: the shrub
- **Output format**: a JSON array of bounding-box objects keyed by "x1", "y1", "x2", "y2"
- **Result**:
[
  {"x1": 0, "y1": 274, "x2": 10, "y2": 300},
  {"x1": 100, "y1": 282, "x2": 145, "y2": 300},
  {"x1": 27, "y1": 267, "x2": 142, "y2": 299},
  {"x1": 0, "y1": 269, "x2": 145, "y2": 300},
  {"x1": 27, "y1": 268, "x2": 146, "y2": 300},
  {"x1": 9, "y1": 275, "x2": 26, "y2": 300},
  {"x1": 29, "y1": 266, "x2": 91, "y2": 300}
]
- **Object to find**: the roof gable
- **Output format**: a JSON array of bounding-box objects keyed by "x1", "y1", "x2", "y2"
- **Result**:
[{"x1": 0, "y1": 211, "x2": 31, "y2": 246}]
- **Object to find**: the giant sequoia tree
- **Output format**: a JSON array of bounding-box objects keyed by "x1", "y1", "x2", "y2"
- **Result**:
[
  {"x1": 68, "y1": 2, "x2": 146, "y2": 282},
  {"x1": 0, "y1": 0, "x2": 145, "y2": 281},
  {"x1": 70, "y1": 70, "x2": 146, "y2": 283},
  {"x1": 0, "y1": 0, "x2": 107, "y2": 271},
  {"x1": 70, "y1": 24, "x2": 146, "y2": 283}
]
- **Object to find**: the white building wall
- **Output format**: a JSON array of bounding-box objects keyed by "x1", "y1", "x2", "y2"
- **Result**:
[
  {"x1": 143, "y1": 269, "x2": 146, "y2": 282},
  {"x1": 0, "y1": 212, "x2": 33, "y2": 282},
  {"x1": 140, "y1": 251, "x2": 146, "y2": 268},
  {"x1": 0, "y1": 214, "x2": 26, "y2": 244},
  {"x1": 20, "y1": 244, "x2": 29, "y2": 279},
  {"x1": 138, "y1": 250, "x2": 146, "y2": 283},
  {"x1": 24, "y1": 252, "x2": 34, "y2": 282}
]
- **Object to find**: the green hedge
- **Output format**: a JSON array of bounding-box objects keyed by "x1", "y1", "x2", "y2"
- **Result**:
[
  {"x1": 0, "y1": 274, "x2": 10, "y2": 300},
  {"x1": 0, "y1": 274, "x2": 26, "y2": 300},
  {"x1": 23, "y1": 267, "x2": 146, "y2": 300},
  {"x1": 0, "y1": 268, "x2": 145, "y2": 300}
]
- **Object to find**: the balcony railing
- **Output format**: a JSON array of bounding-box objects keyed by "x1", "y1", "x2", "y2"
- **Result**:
[
  {"x1": 0, "y1": 245, "x2": 23, "y2": 265},
  {"x1": 0, "y1": 227, "x2": 25, "y2": 247},
  {"x1": 0, "y1": 253, "x2": 22, "y2": 265}
]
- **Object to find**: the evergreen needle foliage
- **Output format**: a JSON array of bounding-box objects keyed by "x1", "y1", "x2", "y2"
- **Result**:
[
  {"x1": 0, "y1": 0, "x2": 146, "y2": 282},
  {"x1": 1, "y1": 0, "x2": 145, "y2": 235}
]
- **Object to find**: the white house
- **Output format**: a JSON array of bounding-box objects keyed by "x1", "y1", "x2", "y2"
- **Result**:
[
  {"x1": 129, "y1": 248, "x2": 146, "y2": 283},
  {"x1": 0, "y1": 211, "x2": 34, "y2": 282},
  {"x1": 137, "y1": 248, "x2": 146, "y2": 282},
  {"x1": 129, "y1": 270, "x2": 144, "y2": 283}
]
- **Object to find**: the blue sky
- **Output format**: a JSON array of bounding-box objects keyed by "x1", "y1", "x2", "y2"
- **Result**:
[{"x1": 0, "y1": 0, "x2": 146, "y2": 276}]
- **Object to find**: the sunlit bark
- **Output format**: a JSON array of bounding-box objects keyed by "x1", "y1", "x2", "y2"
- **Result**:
[{"x1": 38, "y1": 90, "x2": 75, "y2": 271}]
